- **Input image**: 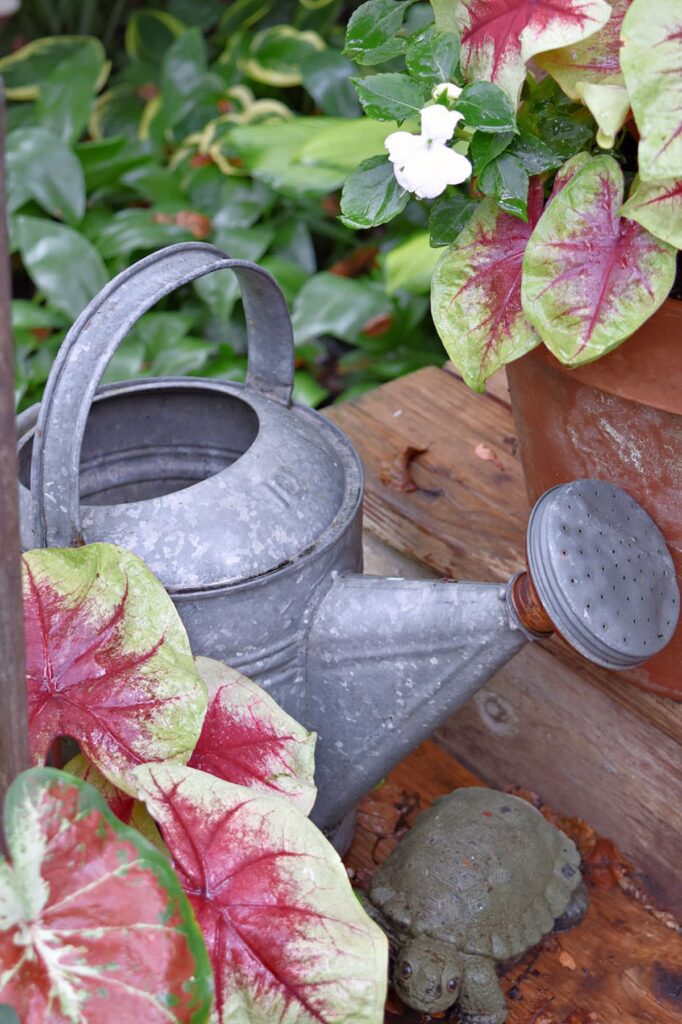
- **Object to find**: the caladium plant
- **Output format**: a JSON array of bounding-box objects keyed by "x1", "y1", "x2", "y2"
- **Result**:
[
  {"x1": 23, "y1": 543, "x2": 207, "y2": 793},
  {"x1": 19, "y1": 542, "x2": 387, "y2": 1024},
  {"x1": 341, "y1": 0, "x2": 681, "y2": 389},
  {"x1": 133, "y1": 763, "x2": 388, "y2": 1024},
  {"x1": 0, "y1": 767, "x2": 212, "y2": 1023}
]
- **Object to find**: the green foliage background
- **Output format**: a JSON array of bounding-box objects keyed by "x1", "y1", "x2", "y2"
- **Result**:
[{"x1": 1, "y1": 0, "x2": 445, "y2": 412}]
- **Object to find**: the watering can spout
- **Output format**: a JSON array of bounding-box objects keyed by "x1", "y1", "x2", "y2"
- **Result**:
[
  {"x1": 306, "y1": 479, "x2": 680, "y2": 839},
  {"x1": 306, "y1": 573, "x2": 530, "y2": 834}
]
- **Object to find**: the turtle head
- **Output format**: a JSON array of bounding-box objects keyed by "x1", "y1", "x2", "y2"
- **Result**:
[{"x1": 393, "y1": 935, "x2": 462, "y2": 1013}]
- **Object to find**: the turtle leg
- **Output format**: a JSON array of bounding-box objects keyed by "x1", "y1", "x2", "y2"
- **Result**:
[
  {"x1": 553, "y1": 880, "x2": 589, "y2": 932},
  {"x1": 457, "y1": 953, "x2": 507, "y2": 1024}
]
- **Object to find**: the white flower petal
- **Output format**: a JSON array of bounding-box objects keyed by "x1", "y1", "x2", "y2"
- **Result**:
[
  {"x1": 432, "y1": 82, "x2": 463, "y2": 101},
  {"x1": 426, "y1": 143, "x2": 473, "y2": 187},
  {"x1": 420, "y1": 104, "x2": 463, "y2": 143},
  {"x1": 385, "y1": 130, "x2": 424, "y2": 165}
]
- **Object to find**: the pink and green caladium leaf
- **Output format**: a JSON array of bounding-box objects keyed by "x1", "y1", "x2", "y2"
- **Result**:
[
  {"x1": 455, "y1": 0, "x2": 612, "y2": 105},
  {"x1": 188, "y1": 656, "x2": 317, "y2": 814},
  {"x1": 430, "y1": 178, "x2": 544, "y2": 391},
  {"x1": 522, "y1": 155, "x2": 676, "y2": 365},
  {"x1": 536, "y1": 0, "x2": 629, "y2": 95},
  {"x1": 132, "y1": 763, "x2": 388, "y2": 1024},
  {"x1": 64, "y1": 753, "x2": 169, "y2": 854},
  {"x1": 621, "y1": 0, "x2": 682, "y2": 181},
  {"x1": 621, "y1": 177, "x2": 682, "y2": 249},
  {"x1": 23, "y1": 543, "x2": 207, "y2": 795},
  {"x1": 0, "y1": 767, "x2": 212, "y2": 1023}
]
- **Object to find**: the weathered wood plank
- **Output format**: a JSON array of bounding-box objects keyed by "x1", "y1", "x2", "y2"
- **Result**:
[
  {"x1": 329, "y1": 366, "x2": 682, "y2": 912},
  {"x1": 345, "y1": 741, "x2": 682, "y2": 1024}
]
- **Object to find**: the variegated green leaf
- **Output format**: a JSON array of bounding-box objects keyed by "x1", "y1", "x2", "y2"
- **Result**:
[
  {"x1": 522, "y1": 155, "x2": 676, "y2": 365},
  {"x1": 621, "y1": 177, "x2": 682, "y2": 249},
  {"x1": 621, "y1": 0, "x2": 682, "y2": 181},
  {"x1": 431, "y1": 180, "x2": 544, "y2": 391}
]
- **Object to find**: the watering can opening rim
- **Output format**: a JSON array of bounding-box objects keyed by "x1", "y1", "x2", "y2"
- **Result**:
[{"x1": 17, "y1": 376, "x2": 366, "y2": 595}]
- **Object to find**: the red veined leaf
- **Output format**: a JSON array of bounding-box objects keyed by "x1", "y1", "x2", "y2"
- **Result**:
[
  {"x1": 549, "y1": 151, "x2": 592, "y2": 199},
  {"x1": 64, "y1": 753, "x2": 168, "y2": 854},
  {"x1": 621, "y1": 176, "x2": 682, "y2": 249},
  {"x1": 621, "y1": 0, "x2": 682, "y2": 181},
  {"x1": 188, "y1": 657, "x2": 317, "y2": 814},
  {"x1": 536, "y1": 0, "x2": 630, "y2": 96},
  {"x1": 522, "y1": 154, "x2": 675, "y2": 364},
  {"x1": 456, "y1": 0, "x2": 611, "y2": 104},
  {"x1": 0, "y1": 767, "x2": 212, "y2": 1023},
  {"x1": 23, "y1": 544, "x2": 207, "y2": 795},
  {"x1": 431, "y1": 177, "x2": 544, "y2": 391},
  {"x1": 132, "y1": 763, "x2": 388, "y2": 1024}
]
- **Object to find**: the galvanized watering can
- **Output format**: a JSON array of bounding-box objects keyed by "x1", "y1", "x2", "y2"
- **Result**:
[{"x1": 16, "y1": 243, "x2": 679, "y2": 845}]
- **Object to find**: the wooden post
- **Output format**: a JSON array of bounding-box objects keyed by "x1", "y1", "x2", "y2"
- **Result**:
[{"x1": 0, "y1": 83, "x2": 30, "y2": 825}]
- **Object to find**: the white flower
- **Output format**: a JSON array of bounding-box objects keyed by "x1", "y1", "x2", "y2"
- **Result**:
[
  {"x1": 432, "y1": 82, "x2": 463, "y2": 102},
  {"x1": 385, "y1": 105, "x2": 472, "y2": 200}
]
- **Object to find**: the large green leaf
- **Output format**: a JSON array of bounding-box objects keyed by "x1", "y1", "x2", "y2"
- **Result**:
[
  {"x1": 522, "y1": 155, "x2": 676, "y2": 365},
  {"x1": 0, "y1": 36, "x2": 107, "y2": 100},
  {"x1": 352, "y1": 72, "x2": 426, "y2": 123},
  {"x1": 23, "y1": 544, "x2": 207, "y2": 795},
  {"x1": 125, "y1": 8, "x2": 186, "y2": 63},
  {"x1": 34, "y1": 38, "x2": 107, "y2": 143},
  {"x1": 133, "y1": 763, "x2": 388, "y2": 1024},
  {"x1": 344, "y1": 0, "x2": 411, "y2": 65},
  {"x1": 621, "y1": 177, "x2": 682, "y2": 249},
  {"x1": 621, "y1": 0, "x2": 682, "y2": 181},
  {"x1": 340, "y1": 155, "x2": 409, "y2": 228},
  {"x1": 14, "y1": 216, "x2": 108, "y2": 319},
  {"x1": 406, "y1": 26, "x2": 460, "y2": 89},
  {"x1": 301, "y1": 49, "x2": 361, "y2": 117},
  {"x1": 429, "y1": 189, "x2": 478, "y2": 245},
  {"x1": 431, "y1": 187, "x2": 542, "y2": 391},
  {"x1": 0, "y1": 768, "x2": 212, "y2": 1023},
  {"x1": 479, "y1": 152, "x2": 529, "y2": 220},
  {"x1": 6, "y1": 128, "x2": 85, "y2": 224},
  {"x1": 92, "y1": 208, "x2": 196, "y2": 259},
  {"x1": 245, "y1": 25, "x2": 326, "y2": 86},
  {"x1": 292, "y1": 273, "x2": 391, "y2": 343},
  {"x1": 455, "y1": 82, "x2": 516, "y2": 133},
  {"x1": 385, "y1": 232, "x2": 441, "y2": 294}
]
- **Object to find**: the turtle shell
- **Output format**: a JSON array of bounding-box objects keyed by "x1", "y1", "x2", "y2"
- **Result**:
[{"x1": 369, "y1": 788, "x2": 582, "y2": 961}]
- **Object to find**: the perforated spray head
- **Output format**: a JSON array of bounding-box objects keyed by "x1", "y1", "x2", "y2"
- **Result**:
[{"x1": 513, "y1": 480, "x2": 679, "y2": 670}]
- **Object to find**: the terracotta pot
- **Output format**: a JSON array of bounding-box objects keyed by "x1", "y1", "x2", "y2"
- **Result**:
[{"x1": 506, "y1": 299, "x2": 682, "y2": 700}]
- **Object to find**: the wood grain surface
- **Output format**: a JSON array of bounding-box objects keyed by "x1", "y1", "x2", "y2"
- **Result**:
[
  {"x1": 327, "y1": 366, "x2": 682, "y2": 913},
  {"x1": 345, "y1": 741, "x2": 682, "y2": 1024}
]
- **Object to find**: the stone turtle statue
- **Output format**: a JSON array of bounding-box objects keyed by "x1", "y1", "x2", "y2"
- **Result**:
[{"x1": 361, "y1": 787, "x2": 588, "y2": 1022}]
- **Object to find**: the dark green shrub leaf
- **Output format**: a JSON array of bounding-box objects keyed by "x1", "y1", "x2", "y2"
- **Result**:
[
  {"x1": 125, "y1": 8, "x2": 186, "y2": 63},
  {"x1": 456, "y1": 81, "x2": 517, "y2": 133},
  {"x1": 406, "y1": 26, "x2": 460, "y2": 88},
  {"x1": 0, "y1": 37, "x2": 106, "y2": 100},
  {"x1": 292, "y1": 273, "x2": 390, "y2": 343},
  {"x1": 15, "y1": 216, "x2": 108, "y2": 319},
  {"x1": 92, "y1": 209, "x2": 195, "y2": 260},
  {"x1": 469, "y1": 130, "x2": 514, "y2": 176},
  {"x1": 76, "y1": 137, "x2": 153, "y2": 192},
  {"x1": 344, "y1": 0, "x2": 412, "y2": 65},
  {"x1": 302, "y1": 49, "x2": 360, "y2": 117},
  {"x1": 6, "y1": 127, "x2": 85, "y2": 224},
  {"x1": 352, "y1": 72, "x2": 425, "y2": 123},
  {"x1": 507, "y1": 132, "x2": 565, "y2": 173},
  {"x1": 480, "y1": 153, "x2": 529, "y2": 220},
  {"x1": 245, "y1": 25, "x2": 326, "y2": 87},
  {"x1": 429, "y1": 189, "x2": 477, "y2": 246},
  {"x1": 35, "y1": 41, "x2": 106, "y2": 143},
  {"x1": 340, "y1": 155, "x2": 409, "y2": 228}
]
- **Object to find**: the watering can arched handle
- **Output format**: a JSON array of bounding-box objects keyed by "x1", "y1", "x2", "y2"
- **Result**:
[{"x1": 30, "y1": 241, "x2": 295, "y2": 548}]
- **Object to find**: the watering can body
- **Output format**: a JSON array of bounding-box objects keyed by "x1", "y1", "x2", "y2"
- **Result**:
[{"x1": 16, "y1": 243, "x2": 680, "y2": 841}]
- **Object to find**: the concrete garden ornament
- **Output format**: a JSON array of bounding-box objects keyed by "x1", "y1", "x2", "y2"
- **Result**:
[
  {"x1": 16, "y1": 243, "x2": 680, "y2": 850},
  {"x1": 362, "y1": 788, "x2": 588, "y2": 1022}
]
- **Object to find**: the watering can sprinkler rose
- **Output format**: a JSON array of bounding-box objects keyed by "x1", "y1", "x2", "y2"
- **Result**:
[{"x1": 16, "y1": 242, "x2": 679, "y2": 846}]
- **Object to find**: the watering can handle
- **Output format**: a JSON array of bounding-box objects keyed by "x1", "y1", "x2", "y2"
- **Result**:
[{"x1": 30, "y1": 241, "x2": 295, "y2": 548}]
